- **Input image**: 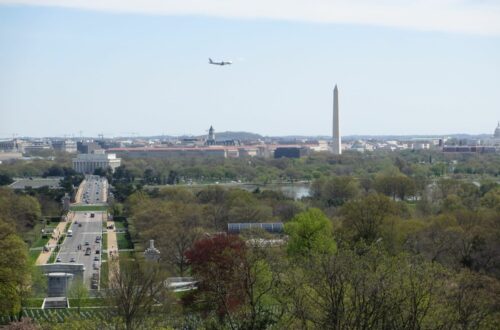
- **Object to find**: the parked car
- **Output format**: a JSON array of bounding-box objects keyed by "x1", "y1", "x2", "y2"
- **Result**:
[
  {"x1": 70, "y1": 257, "x2": 76, "y2": 262},
  {"x1": 85, "y1": 247, "x2": 91, "y2": 256},
  {"x1": 56, "y1": 257, "x2": 61, "y2": 263}
]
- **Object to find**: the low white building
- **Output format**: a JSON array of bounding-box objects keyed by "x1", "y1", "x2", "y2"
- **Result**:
[{"x1": 72, "y1": 150, "x2": 121, "y2": 174}]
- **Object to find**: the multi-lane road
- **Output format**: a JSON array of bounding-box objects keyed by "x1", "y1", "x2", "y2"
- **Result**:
[
  {"x1": 80, "y1": 175, "x2": 108, "y2": 204},
  {"x1": 56, "y1": 175, "x2": 107, "y2": 289},
  {"x1": 57, "y1": 211, "x2": 104, "y2": 287}
]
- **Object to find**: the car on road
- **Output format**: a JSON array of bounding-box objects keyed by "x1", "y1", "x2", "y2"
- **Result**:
[
  {"x1": 70, "y1": 257, "x2": 76, "y2": 262},
  {"x1": 85, "y1": 247, "x2": 91, "y2": 255},
  {"x1": 95, "y1": 249, "x2": 100, "y2": 254},
  {"x1": 85, "y1": 241, "x2": 89, "y2": 246},
  {"x1": 93, "y1": 261, "x2": 99, "y2": 270},
  {"x1": 56, "y1": 257, "x2": 61, "y2": 262},
  {"x1": 94, "y1": 256, "x2": 99, "y2": 261}
]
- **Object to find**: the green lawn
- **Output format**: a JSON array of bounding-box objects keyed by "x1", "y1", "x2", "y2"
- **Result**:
[
  {"x1": 23, "y1": 298, "x2": 44, "y2": 308},
  {"x1": 70, "y1": 205, "x2": 108, "y2": 212},
  {"x1": 113, "y1": 221, "x2": 127, "y2": 230},
  {"x1": 100, "y1": 262, "x2": 108, "y2": 289},
  {"x1": 29, "y1": 250, "x2": 41, "y2": 264},
  {"x1": 31, "y1": 236, "x2": 50, "y2": 248},
  {"x1": 102, "y1": 233, "x2": 108, "y2": 251},
  {"x1": 116, "y1": 233, "x2": 133, "y2": 250},
  {"x1": 48, "y1": 249, "x2": 58, "y2": 263},
  {"x1": 118, "y1": 251, "x2": 135, "y2": 260},
  {"x1": 68, "y1": 298, "x2": 108, "y2": 307}
]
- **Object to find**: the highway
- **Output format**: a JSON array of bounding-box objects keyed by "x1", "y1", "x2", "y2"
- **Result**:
[
  {"x1": 56, "y1": 175, "x2": 107, "y2": 289},
  {"x1": 80, "y1": 175, "x2": 108, "y2": 204},
  {"x1": 57, "y1": 212, "x2": 103, "y2": 288}
]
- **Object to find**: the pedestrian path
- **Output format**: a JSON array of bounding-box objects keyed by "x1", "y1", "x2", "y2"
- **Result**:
[
  {"x1": 107, "y1": 219, "x2": 119, "y2": 282},
  {"x1": 35, "y1": 215, "x2": 73, "y2": 265}
]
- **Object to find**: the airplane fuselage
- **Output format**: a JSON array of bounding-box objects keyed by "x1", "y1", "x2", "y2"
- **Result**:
[{"x1": 209, "y1": 58, "x2": 232, "y2": 66}]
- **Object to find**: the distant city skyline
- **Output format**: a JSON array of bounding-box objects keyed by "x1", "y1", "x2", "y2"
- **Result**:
[{"x1": 0, "y1": 2, "x2": 499, "y2": 138}]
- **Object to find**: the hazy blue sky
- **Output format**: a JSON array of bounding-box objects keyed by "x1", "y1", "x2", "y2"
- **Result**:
[{"x1": 0, "y1": 1, "x2": 499, "y2": 138}]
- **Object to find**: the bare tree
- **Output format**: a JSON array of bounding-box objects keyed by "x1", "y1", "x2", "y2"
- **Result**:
[
  {"x1": 67, "y1": 278, "x2": 88, "y2": 314},
  {"x1": 105, "y1": 259, "x2": 173, "y2": 330}
]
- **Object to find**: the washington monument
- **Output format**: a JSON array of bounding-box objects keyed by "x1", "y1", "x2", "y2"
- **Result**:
[{"x1": 332, "y1": 85, "x2": 341, "y2": 155}]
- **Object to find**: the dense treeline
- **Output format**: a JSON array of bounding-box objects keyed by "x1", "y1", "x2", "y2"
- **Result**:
[
  {"x1": 114, "y1": 166, "x2": 500, "y2": 328},
  {"x1": 0, "y1": 154, "x2": 72, "y2": 180},
  {"x1": 1, "y1": 150, "x2": 500, "y2": 328},
  {"x1": 110, "y1": 150, "x2": 500, "y2": 186},
  {"x1": 0, "y1": 189, "x2": 42, "y2": 316}
]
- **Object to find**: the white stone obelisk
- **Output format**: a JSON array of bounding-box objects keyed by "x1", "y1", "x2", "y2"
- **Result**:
[{"x1": 332, "y1": 85, "x2": 341, "y2": 155}]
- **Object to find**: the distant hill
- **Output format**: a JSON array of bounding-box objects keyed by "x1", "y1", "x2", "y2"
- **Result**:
[{"x1": 196, "y1": 131, "x2": 264, "y2": 141}]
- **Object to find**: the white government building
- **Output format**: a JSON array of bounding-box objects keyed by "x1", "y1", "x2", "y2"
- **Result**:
[{"x1": 72, "y1": 150, "x2": 121, "y2": 174}]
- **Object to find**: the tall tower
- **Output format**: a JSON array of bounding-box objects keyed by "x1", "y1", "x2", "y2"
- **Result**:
[
  {"x1": 332, "y1": 85, "x2": 342, "y2": 155},
  {"x1": 207, "y1": 125, "x2": 216, "y2": 145}
]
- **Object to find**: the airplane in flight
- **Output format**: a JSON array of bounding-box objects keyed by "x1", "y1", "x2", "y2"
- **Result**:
[{"x1": 209, "y1": 58, "x2": 232, "y2": 66}]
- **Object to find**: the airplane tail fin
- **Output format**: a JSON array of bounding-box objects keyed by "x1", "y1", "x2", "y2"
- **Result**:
[{"x1": 209, "y1": 58, "x2": 213, "y2": 63}]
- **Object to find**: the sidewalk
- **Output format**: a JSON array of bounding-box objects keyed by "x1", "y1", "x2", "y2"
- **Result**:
[
  {"x1": 35, "y1": 218, "x2": 70, "y2": 265},
  {"x1": 74, "y1": 179, "x2": 86, "y2": 204},
  {"x1": 107, "y1": 219, "x2": 119, "y2": 282}
]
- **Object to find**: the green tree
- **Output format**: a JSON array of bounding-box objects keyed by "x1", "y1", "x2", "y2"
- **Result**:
[
  {"x1": 374, "y1": 174, "x2": 416, "y2": 201},
  {"x1": 285, "y1": 208, "x2": 336, "y2": 257},
  {"x1": 311, "y1": 176, "x2": 360, "y2": 207},
  {"x1": 0, "y1": 218, "x2": 31, "y2": 316},
  {"x1": 0, "y1": 174, "x2": 13, "y2": 186},
  {"x1": 341, "y1": 193, "x2": 397, "y2": 243}
]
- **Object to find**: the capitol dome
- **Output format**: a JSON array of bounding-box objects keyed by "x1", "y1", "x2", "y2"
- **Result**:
[{"x1": 495, "y1": 122, "x2": 500, "y2": 138}]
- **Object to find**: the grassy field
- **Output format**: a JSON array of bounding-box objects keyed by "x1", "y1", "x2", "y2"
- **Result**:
[
  {"x1": 113, "y1": 221, "x2": 127, "y2": 230},
  {"x1": 116, "y1": 233, "x2": 133, "y2": 250},
  {"x1": 102, "y1": 233, "x2": 108, "y2": 251},
  {"x1": 70, "y1": 205, "x2": 108, "y2": 212},
  {"x1": 31, "y1": 236, "x2": 50, "y2": 248},
  {"x1": 23, "y1": 298, "x2": 44, "y2": 308},
  {"x1": 100, "y1": 261, "x2": 108, "y2": 289},
  {"x1": 29, "y1": 250, "x2": 41, "y2": 264},
  {"x1": 69, "y1": 298, "x2": 107, "y2": 307},
  {"x1": 118, "y1": 251, "x2": 135, "y2": 260},
  {"x1": 47, "y1": 248, "x2": 58, "y2": 263}
]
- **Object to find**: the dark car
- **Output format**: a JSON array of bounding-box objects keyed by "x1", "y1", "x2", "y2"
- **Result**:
[
  {"x1": 56, "y1": 257, "x2": 61, "y2": 263},
  {"x1": 70, "y1": 257, "x2": 76, "y2": 262}
]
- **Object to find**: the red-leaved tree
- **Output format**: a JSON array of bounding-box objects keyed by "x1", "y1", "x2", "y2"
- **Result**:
[{"x1": 185, "y1": 234, "x2": 247, "y2": 325}]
